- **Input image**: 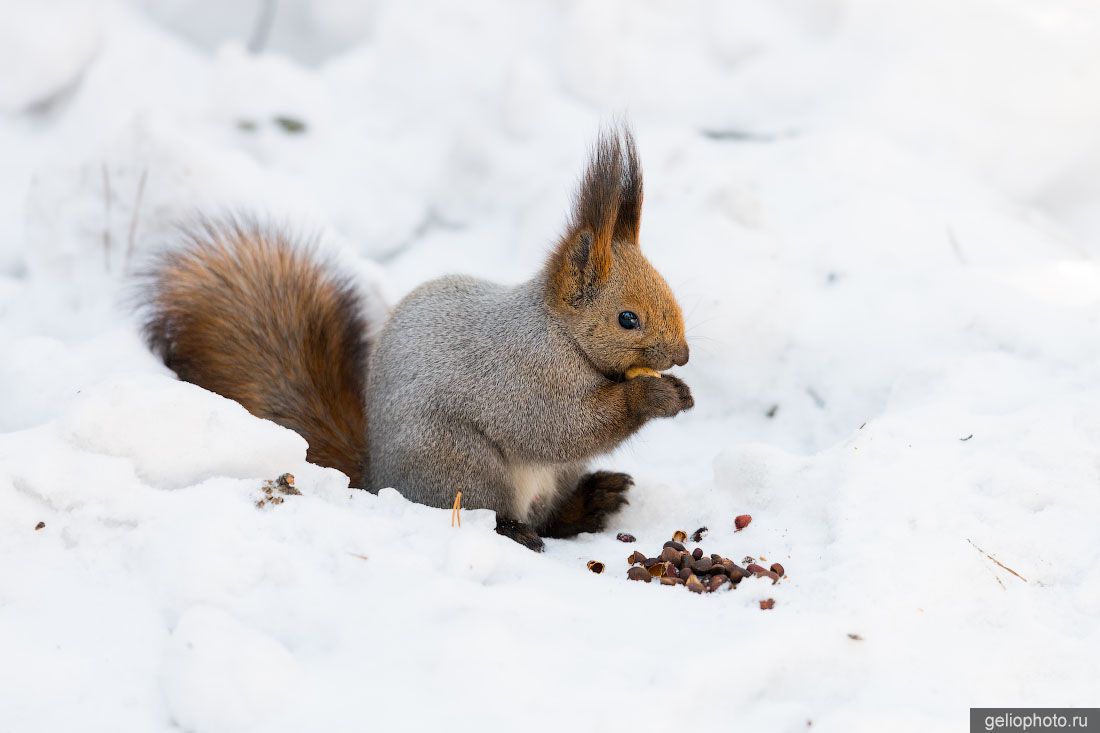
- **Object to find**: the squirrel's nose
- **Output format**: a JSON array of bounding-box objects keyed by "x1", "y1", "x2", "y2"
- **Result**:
[{"x1": 673, "y1": 343, "x2": 689, "y2": 367}]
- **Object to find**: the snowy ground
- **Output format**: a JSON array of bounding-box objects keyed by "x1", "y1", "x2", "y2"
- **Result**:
[{"x1": 2, "y1": 1, "x2": 1100, "y2": 731}]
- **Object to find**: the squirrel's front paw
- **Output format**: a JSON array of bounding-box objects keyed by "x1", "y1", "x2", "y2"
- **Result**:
[{"x1": 630, "y1": 374, "x2": 694, "y2": 419}]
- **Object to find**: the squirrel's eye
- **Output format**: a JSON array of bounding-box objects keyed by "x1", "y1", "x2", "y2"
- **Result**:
[{"x1": 618, "y1": 311, "x2": 640, "y2": 330}]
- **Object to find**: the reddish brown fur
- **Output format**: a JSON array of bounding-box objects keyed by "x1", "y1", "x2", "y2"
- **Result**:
[
  {"x1": 140, "y1": 218, "x2": 369, "y2": 485},
  {"x1": 545, "y1": 128, "x2": 689, "y2": 378}
]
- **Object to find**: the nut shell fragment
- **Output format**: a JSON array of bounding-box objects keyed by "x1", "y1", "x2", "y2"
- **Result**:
[
  {"x1": 647, "y1": 561, "x2": 672, "y2": 578},
  {"x1": 747, "y1": 563, "x2": 780, "y2": 583}
]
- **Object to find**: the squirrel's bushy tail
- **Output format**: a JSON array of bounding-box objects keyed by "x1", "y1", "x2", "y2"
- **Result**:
[{"x1": 139, "y1": 218, "x2": 370, "y2": 486}]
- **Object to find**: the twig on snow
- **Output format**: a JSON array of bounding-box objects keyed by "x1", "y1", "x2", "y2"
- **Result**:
[
  {"x1": 125, "y1": 167, "x2": 148, "y2": 268},
  {"x1": 451, "y1": 491, "x2": 463, "y2": 528},
  {"x1": 946, "y1": 225, "x2": 967, "y2": 265},
  {"x1": 101, "y1": 163, "x2": 112, "y2": 271},
  {"x1": 248, "y1": 0, "x2": 278, "y2": 54},
  {"x1": 967, "y1": 538, "x2": 1028, "y2": 583}
]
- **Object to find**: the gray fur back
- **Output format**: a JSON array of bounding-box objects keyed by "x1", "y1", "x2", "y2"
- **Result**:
[{"x1": 366, "y1": 274, "x2": 598, "y2": 521}]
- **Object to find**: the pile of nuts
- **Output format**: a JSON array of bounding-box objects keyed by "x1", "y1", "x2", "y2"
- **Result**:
[{"x1": 614, "y1": 527, "x2": 787, "y2": 596}]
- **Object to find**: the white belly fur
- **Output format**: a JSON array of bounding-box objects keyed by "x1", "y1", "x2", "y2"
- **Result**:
[{"x1": 509, "y1": 464, "x2": 558, "y2": 521}]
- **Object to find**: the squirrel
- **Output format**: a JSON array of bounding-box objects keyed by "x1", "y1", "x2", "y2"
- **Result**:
[{"x1": 140, "y1": 127, "x2": 693, "y2": 551}]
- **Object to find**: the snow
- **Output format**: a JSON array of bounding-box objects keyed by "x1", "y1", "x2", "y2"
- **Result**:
[{"x1": 2, "y1": 1, "x2": 1099, "y2": 730}]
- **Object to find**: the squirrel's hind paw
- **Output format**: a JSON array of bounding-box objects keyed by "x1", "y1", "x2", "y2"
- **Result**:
[{"x1": 540, "y1": 471, "x2": 632, "y2": 539}]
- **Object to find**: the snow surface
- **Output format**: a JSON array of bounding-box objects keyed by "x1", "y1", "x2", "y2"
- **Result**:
[{"x1": 2, "y1": 1, "x2": 1099, "y2": 731}]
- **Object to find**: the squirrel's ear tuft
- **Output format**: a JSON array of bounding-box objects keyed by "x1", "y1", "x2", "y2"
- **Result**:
[
  {"x1": 613, "y1": 128, "x2": 643, "y2": 245},
  {"x1": 547, "y1": 126, "x2": 643, "y2": 307}
]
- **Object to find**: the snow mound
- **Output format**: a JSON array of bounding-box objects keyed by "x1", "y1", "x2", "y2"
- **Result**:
[{"x1": 58, "y1": 376, "x2": 309, "y2": 490}]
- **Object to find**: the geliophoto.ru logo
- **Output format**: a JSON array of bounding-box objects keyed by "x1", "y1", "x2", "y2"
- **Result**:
[{"x1": 970, "y1": 708, "x2": 1096, "y2": 733}]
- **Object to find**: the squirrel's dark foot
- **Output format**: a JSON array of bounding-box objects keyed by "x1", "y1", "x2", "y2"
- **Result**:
[
  {"x1": 540, "y1": 471, "x2": 633, "y2": 539},
  {"x1": 495, "y1": 516, "x2": 545, "y2": 552}
]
